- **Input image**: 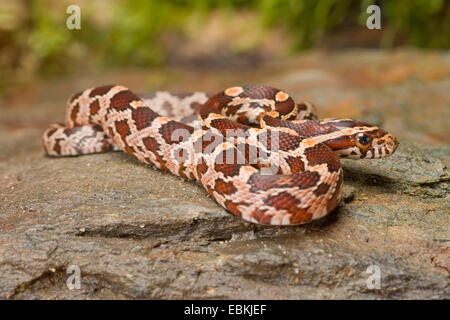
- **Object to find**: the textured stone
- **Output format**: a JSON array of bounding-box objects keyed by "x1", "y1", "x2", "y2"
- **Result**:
[{"x1": 0, "y1": 50, "x2": 448, "y2": 299}]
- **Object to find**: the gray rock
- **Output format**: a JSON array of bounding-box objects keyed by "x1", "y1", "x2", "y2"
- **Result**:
[{"x1": 0, "y1": 50, "x2": 448, "y2": 299}]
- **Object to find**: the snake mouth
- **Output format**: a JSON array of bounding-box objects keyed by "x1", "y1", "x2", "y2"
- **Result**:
[
  {"x1": 372, "y1": 133, "x2": 398, "y2": 158},
  {"x1": 385, "y1": 133, "x2": 399, "y2": 152}
]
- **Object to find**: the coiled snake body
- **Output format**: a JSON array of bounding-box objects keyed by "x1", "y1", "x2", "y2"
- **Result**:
[{"x1": 42, "y1": 85, "x2": 398, "y2": 225}]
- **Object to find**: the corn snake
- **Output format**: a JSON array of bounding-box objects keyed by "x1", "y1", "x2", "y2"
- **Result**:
[{"x1": 42, "y1": 85, "x2": 398, "y2": 225}]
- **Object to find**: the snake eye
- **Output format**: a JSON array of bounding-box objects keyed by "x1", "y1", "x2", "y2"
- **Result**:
[{"x1": 355, "y1": 133, "x2": 372, "y2": 149}]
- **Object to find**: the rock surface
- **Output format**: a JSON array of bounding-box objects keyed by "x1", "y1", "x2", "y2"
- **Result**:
[{"x1": 0, "y1": 50, "x2": 448, "y2": 299}]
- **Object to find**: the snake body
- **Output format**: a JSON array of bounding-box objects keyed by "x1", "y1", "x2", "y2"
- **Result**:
[{"x1": 42, "y1": 85, "x2": 398, "y2": 225}]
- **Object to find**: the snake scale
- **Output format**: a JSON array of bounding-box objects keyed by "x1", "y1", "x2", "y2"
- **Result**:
[{"x1": 42, "y1": 85, "x2": 398, "y2": 225}]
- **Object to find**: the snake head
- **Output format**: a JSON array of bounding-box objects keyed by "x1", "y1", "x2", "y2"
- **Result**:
[
  {"x1": 325, "y1": 119, "x2": 399, "y2": 159},
  {"x1": 352, "y1": 129, "x2": 398, "y2": 159}
]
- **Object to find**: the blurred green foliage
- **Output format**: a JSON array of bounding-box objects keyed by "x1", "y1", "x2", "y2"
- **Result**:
[
  {"x1": 260, "y1": 0, "x2": 450, "y2": 48},
  {"x1": 0, "y1": 0, "x2": 449, "y2": 82}
]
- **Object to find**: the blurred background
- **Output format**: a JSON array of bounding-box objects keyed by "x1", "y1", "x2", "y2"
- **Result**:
[
  {"x1": 1, "y1": 0, "x2": 449, "y2": 83},
  {"x1": 0, "y1": 0, "x2": 449, "y2": 146}
]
